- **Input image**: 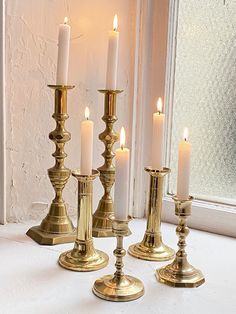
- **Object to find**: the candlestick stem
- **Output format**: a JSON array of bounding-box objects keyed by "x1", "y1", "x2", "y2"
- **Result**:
[
  {"x1": 59, "y1": 170, "x2": 109, "y2": 271},
  {"x1": 26, "y1": 85, "x2": 76, "y2": 245},
  {"x1": 93, "y1": 216, "x2": 144, "y2": 302},
  {"x1": 128, "y1": 167, "x2": 174, "y2": 261},
  {"x1": 157, "y1": 196, "x2": 205, "y2": 287}
]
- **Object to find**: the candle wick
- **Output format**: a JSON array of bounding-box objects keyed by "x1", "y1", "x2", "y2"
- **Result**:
[
  {"x1": 158, "y1": 111, "x2": 161, "y2": 115},
  {"x1": 121, "y1": 144, "x2": 124, "y2": 150}
]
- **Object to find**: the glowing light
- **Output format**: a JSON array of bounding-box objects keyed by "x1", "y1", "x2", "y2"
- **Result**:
[
  {"x1": 156, "y1": 97, "x2": 163, "y2": 113},
  {"x1": 183, "y1": 128, "x2": 188, "y2": 141},
  {"x1": 113, "y1": 14, "x2": 118, "y2": 31},
  {"x1": 85, "y1": 106, "x2": 90, "y2": 120},
  {"x1": 64, "y1": 17, "x2": 68, "y2": 24},
  {"x1": 120, "y1": 127, "x2": 126, "y2": 149}
]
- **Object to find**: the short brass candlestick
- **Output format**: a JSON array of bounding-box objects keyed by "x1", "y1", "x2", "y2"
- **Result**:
[
  {"x1": 59, "y1": 169, "x2": 109, "y2": 271},
  {"x1": 92, "y1": 89, "x2": 122, "y2": 237},
  {"x1": 27, "y1": 85, "x2": 75, "y2": 245},
  {"x1": 93, "y1": 216, "x2": 144, "y2": 302},
  {"x1": 128, "y1": 167, "x2": 175, "y2": 261},
  {"x1": 157, "y1": 196, "x2": 205, "y2": 287}
]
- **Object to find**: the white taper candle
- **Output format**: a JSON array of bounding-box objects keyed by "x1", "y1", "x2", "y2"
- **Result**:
[
  {"x1": 177, "y1": 128, "x2": 192, "y2": 199},
  {"x1": 151, "y1": 97, "x2": 165, "y2": 170},
  {"x1": 56, "y1": 17, "x2": 71, "y2": 85},
  {"x1": 106, "y1": 14, "x2": 119, "y2": 90},
  {"x1": 80, "y1": 107, "x2": 94, "y2": 175},
  {"x1": 114, "y1": 127, "x2": 130, "y2": 220}
]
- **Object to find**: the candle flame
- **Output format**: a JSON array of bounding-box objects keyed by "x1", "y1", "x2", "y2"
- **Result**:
[
  {"x1": 113, "y1": 14, "x2": 118, "y2": 31},
  {"x1": 64, "y1": 17, "x2": 68, "y2": 24},
  {"x1": 85, "y1": 106, "x2": 90, "y2": 120},
  {"x1": 183, "y1": 128, "x2": 188, "y2": 141},
  {"x1": 120, "y1": 127, "x2": 126, "y2": 149},
  {"x1": 156, "y1": 97, "x2": 163, "y2": 114}
]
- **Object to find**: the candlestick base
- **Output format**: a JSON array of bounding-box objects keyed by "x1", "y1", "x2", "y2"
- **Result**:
[
  {"x1": 59, "y1": 239, "x2": 109, "y2": 272},
  {"x1": 93, "y1": 274, "x2": 144, "y2": 302},
  {"x1": 157, "y1": 262, "x2": 205, "y2": 288},
  {"x1": 128, "y1": 232, "x2": 175, "y2": 262},
  {"x1": 157, "y1": 196, "x2": 205, "y2": 288},
  {"x1": 26, "y1": 225, "x2": 75, "y2": 245}
]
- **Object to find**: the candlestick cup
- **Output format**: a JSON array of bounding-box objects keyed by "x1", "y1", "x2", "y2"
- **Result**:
[
  {"x1": 157, "y1": 196, "x2": 205, "y2": 287},
  {"x1": 128, "y1": 167, "x2": 174, "y2": 261},
  {"x1": 59, "y1": 169, "x2": 109, "y2": 271},
  {"x1": 93, "y1": 216, "x2": 144, "y2": 301}
]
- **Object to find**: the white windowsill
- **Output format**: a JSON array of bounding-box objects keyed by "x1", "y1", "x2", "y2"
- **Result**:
[{"x1": 0, "y1": 219, "x2": 235, "y2": 314}]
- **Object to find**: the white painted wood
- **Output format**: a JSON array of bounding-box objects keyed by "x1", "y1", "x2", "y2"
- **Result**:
[
  {"x1": 132, "y1": 0, "x2": 170, "y2": 217},
  {"x1": 0, "y1": 0, "x2": 6, "y2": 224},
  {"x1": 1, "y1": 219, "x2": 236, "y2": 313}
]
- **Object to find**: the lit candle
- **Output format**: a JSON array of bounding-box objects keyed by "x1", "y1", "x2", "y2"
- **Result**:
[
  {"x1": 56, "y1": 17, "x2": 71, "y2": 85},
  {"x1": 151, "y1": 97, "x2": 165, "y2": 170},
  {"x1": 114, "y1": 127, "x2": 130, "y2": 220},
  {"x1": 106, "y1": 14, "x2": 119, "y2": 90},
  {"x1": 177, "y1": 128, "x2": 192, "y2": 199},
  {"x1": 80, "y1": 107, "x2": 94, "y2": 175}
]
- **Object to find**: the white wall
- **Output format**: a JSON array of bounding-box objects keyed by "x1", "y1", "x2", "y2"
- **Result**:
[{"x1": 5, "y1": 0, "x2": 137, "y2": 221}]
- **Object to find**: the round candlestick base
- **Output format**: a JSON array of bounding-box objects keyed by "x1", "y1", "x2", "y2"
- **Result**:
[
  {"x1": 157, "y1": 262, "x2": 205, "y2": 288},
  {"x1": 93, "y1": 274, "x2": 144, "y2": 302},
  {"x1": 128, "y1": 234, "x2": 175, "y2": 262},
  {"x1": 59, "y1": 247, "x2": 109, "y2": 272}
]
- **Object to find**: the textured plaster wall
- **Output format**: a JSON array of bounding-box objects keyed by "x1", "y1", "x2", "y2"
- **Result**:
[{"x1": 5, "y1": 0, "x2": 136, "y2": 221}]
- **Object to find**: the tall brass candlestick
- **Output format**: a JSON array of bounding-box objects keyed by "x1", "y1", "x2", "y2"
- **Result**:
[
  {"x1": 93, "y1": 216, "x2": 144, "y2": 302},
  {"x1": 59, "y1": 170, "x2": 109, "y2": 271},
  {"x1": 128, "y1": 167, "x2": 175, "y2": 261},
  {"x1": 27, "y1": 85, "x2": 75, "y2": 245},
  {"x1": 92, "y1": 89, "x2": 122, "y2": 237},
  {"x1": 157, "y1": 196, "x2": 205, "y2": 287}
]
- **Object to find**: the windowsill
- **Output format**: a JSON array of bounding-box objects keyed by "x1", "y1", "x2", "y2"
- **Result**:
[{"x1": 0, "y1": 219, "x2": 235, "y2": 313}]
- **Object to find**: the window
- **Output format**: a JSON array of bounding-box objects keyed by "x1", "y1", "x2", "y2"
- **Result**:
[
  {"x1": 163, "y1": 0, "x2": 236, "y2": 237},
  {"x1": 132, "y1": 0, "x2": 236, "y2": 237}
]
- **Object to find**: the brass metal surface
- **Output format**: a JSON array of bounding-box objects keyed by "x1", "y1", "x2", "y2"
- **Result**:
[
  {"x1": 92, "y1": 89, "x2": 128, "y2": 237},
  {"x1": 157, "y1": 196, "x2": 205, "y2": 287},
  {"x1": 27, "y1": 85, "x2": 75, "y2": 245},
  {"x1": 128, "y1": 167, "x2": 175, "y2": 261},
  {"x1": 59, "y1": 169, "x2": 109, "y2": 272},
  {"x1": 93, "y1": 216, "x2": 144, "y2": 302}
]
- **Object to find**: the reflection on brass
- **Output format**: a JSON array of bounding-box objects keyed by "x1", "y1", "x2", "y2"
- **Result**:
[
  {"x1": 92, "y1": 89, "x2": 124, "y2": 237},
  {"x1": 128, "y1": 167, "x2": 175, "y2": 261},
  {"x1": 93, "y1": 216, "x2": 144, "y2": 302},
  {"x1": 59, "y1": 169, "x2": 109, "y2": 271},
  {"x1": 157, "y1": 196, "x2": 205, "y2": 287},
  {"x1": 26, "y1": 85, "x2": 75, "y2": 245}
]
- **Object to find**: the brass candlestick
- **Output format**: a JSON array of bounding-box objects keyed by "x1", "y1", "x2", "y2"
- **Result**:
[
  {"x1": 59, "y1": 169, "x2": 109, "y2": 271},
  {"x1": 128, "y1": 167, "x2": 175, "y2": 261},
  {"x1": 27, "y1": 85, "x2": 75, "y2": 245},
  {"x1": 93, "y1": 216, "x2": 144, "y2": 302},
  {"x1": 157, "y1": 196, "x2": 205, "y2": 287},
  {"x1": 92, "y1": 89, "x2": 122, "y2": 237}
]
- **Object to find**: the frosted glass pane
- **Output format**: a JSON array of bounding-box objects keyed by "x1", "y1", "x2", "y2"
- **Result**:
[{"x1": 169, "y1": 0, "x2": 236, "y2": 205}]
